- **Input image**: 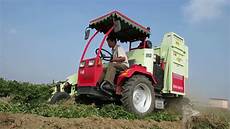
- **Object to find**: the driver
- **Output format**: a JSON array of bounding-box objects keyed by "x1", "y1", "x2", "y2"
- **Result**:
[{"x1": 102, "y1": 36, "x2": 129, "y2": 90}]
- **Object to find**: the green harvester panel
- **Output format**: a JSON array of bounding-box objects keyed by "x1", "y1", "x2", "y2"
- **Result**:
[
  {"x1": 127, "y1": 49, "x2": 155, "y2": 74},
  {"x1": 157, "y1": 32, "x2": 188, "y2": 95}
]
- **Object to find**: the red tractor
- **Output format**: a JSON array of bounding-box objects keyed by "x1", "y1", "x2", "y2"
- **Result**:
[{"x1": 77, "y1": 11, "x2": 188, "y2": 117}]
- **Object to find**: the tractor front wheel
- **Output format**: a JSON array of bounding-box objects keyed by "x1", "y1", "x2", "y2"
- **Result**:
[
  {"x1": 121, "y1": 75, "x2": 155, "y2": 117},
  {"x1": 50, "y1": 92, "x2": 70, "y2": 104}
]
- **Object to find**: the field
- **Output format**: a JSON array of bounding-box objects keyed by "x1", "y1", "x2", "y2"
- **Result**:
[{"x1": 0, "y1": 78, "x2": 229, "y2": 129}]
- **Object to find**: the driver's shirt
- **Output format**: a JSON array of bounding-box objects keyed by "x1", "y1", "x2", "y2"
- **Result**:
[{"x1": 112, "y1": 45, "x2": 129, "y2": 67}]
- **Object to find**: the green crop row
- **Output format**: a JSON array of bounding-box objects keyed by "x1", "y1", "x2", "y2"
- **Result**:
[
  {"x1": 0, "y1": 101, "x2": 180, "y2": 121},
  {"x1": 0, "y1": 78, "x2": 180, "y2": 121}
]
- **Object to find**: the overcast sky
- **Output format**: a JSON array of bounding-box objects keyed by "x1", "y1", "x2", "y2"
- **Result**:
[{"x1": 0, "y1": 0, "x2": 229, "y2": 100}]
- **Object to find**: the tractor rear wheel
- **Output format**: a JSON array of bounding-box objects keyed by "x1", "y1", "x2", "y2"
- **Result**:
[
  {"x1": 50, "y1": 92, "x2": 70, "y2": 104},
  {"x1": 121, "y1": 75, "x2": 155, "y2": 117}
]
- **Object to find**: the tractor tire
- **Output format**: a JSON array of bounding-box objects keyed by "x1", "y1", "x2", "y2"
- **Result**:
[
  {"x1": 121, "y1": 75, "x2": 155, "y2": 117},
  {"x1": 50, "y1": 92, "x2": 70, "y2": 104}
]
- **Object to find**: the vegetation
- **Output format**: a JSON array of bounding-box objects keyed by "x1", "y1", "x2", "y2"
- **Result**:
[
  {"x1": 0, "y1": 101, "x2": 180, "y2": 121},
  {"x1": 0, "y1": 78, "x2": 229, "y2": 129},
  {"x1": 0, "y1": 78, "x2": 179, "y2": 121},
  {"x1": 186, "y1": 114, "x2": 230, "y2": 129},
  {"x1": 187, "y1": 106, "x2": 230, "y2": 129},
  {"x1": 0, "y1": 78, "x2": 53, "y2": 105}
]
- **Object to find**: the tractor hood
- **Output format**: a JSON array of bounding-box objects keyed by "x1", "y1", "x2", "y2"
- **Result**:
[{"x1": 89, "y1": 11, "x2": 150, "y2": 42}]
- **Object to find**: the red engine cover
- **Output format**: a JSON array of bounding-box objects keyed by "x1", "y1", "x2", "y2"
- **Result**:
[{"x1": 78, "y1": 58, "x2": 103, "y2": 87}]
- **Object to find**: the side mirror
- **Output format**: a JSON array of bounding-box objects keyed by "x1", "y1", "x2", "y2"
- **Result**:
[
  {"x1": 113, "y1": 20, "x2": 121, "y2": 32},
  {"x1": 85, "y1": 28, "x2": 90, "y2": 40}
]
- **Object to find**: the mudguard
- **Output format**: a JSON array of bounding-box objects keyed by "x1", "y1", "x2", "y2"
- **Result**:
[{"x1": 115, "y1": 65, "x2": 157, "y2": 95}]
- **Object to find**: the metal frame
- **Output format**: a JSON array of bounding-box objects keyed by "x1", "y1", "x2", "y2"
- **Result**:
[{"x1": 78, "y1": 26, "x2": 114, "y2": 87}]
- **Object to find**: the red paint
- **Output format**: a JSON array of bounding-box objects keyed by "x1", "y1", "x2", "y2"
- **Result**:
[
  {"x1": 143, "y1": 39, "x2": 146, "y2": 48},
  {"x1": 90, "y1": 11, "x2": 150, "y2": 34},
  {"x1": 115, "y1": 65, "x2": 157, "y2": 95},
  {"x1": 78, "y1": 26, "x2": 114, "y2": 87},
  {"x1": 90, "y1": 10, "x2": 114, "y2": 24},
  {"x1": 160, "y1": 61, "x2": 166, "y2": 70},
  {"x1": 96, "y1": 26, "x2": 114, "y2": 61},
  {"x1": 172, "y1": 73, "x2": 184, "y2": 93},
  {"x1": 78, "y1": 58, "x2": 103, "y2": 86},
  {"x1": 80, "y1": 31, "x2": 99, "y2": 61},
  {"x1": 129, "y1": 38, "x2": 148, "y2": 51}
]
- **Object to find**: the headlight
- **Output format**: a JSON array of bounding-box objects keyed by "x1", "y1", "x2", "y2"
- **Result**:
[
  {"x1": 80, "y1": 61, "x2": 86, "y2": 67},
  {"x1": 88, "y1": 60, "x2": 95, "y2": 66}
]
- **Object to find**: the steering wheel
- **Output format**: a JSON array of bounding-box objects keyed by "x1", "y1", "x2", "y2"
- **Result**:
[{"x1": 95, "y1": 48, "x2": 112, "y2": 61}]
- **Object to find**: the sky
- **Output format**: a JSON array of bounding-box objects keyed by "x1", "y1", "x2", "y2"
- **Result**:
[{"x1": 0, "y1": 0, "x2": 229, "y2": 101}]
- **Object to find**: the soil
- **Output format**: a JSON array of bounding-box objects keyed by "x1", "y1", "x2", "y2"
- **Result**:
[{"x1": 0, "y1": 112, "x2": 183, "y2": 129}]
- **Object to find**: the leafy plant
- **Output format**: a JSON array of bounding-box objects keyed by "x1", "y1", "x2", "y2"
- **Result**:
[{"x1": 0, "y1": 78, "x2": 53, "y2": 105}]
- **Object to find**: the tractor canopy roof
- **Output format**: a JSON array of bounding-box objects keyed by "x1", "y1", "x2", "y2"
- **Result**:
[{"x1": 89, "y1": 11, "x2": 150, "y2": 42}]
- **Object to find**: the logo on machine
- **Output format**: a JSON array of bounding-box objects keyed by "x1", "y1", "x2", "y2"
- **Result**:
[
  {"x1": 172, "y1": 73, "x2": 184, "y2": 93},
  {"x1": 146, "y1": 53, "x2": 152, "y2": 58}
]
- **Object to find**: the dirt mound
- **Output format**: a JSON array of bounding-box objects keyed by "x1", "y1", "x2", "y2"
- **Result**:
[
  {"x1": 185, "y1": 115, "x2": 230, "y2": 129},
  {"x1": 0, "y1": 112, "x2": 183, "y2": 129}
]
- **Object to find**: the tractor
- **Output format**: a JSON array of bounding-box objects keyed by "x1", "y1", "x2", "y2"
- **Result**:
[{"x1": 52, "y1": 11, "x2": 188, "y2": 117}]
